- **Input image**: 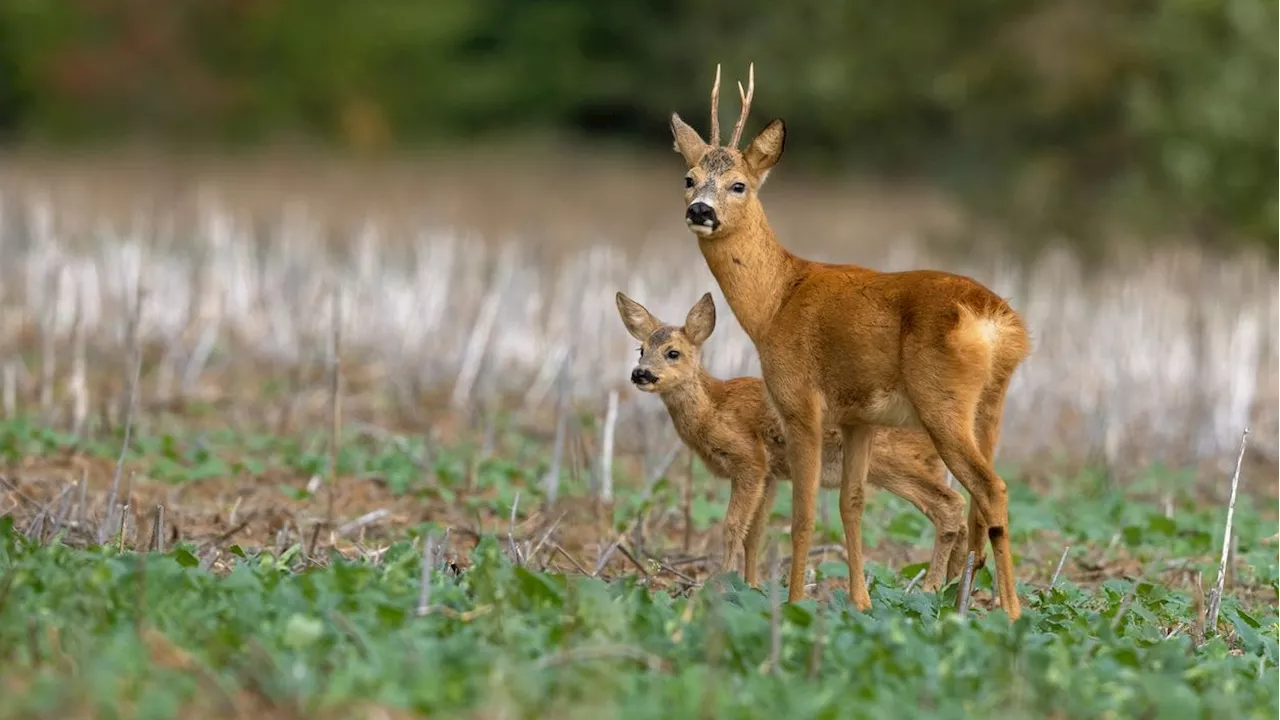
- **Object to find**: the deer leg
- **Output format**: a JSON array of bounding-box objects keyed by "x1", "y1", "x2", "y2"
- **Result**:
[
  {"x1": 946, "y1": 503, "x2": 974, "y2": 581},
  {"x1": 778, "y1": 394, "x2": 823, "y2": 603},
  {"x1": 839, "y1": 424, "x2": 874, "y2": 610},
  {"x1": 720, "y1": 468, "x2": 766, "y2": 578},
  {"x1": 922, "y1": 425, "x2": 1020, "y2": 620},
  {"x1": 869, "y1": 464, "x2": 967, "y2": 592},
  {"x1": 962, "y1": 374, "x2": 1012, "y2": 575},
  {"x1": 743, "y1": 477, "x2": 779, "y2": 587}
]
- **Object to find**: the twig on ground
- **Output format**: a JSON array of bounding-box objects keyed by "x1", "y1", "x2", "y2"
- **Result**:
[
  {"x1": 958, "y1": 551, "x2": 977, "y2": 617},
  {"x1": 1207, "y1": 427, "x2": 1248, "y2": 633},
  {"x1": 118, "y1": 504, "x2": 131, "y2": 552},
  {"x1": 507, "y1": 492, "x2": 522, "y2": 565},
  {"x1": 533, "y1": 644, "x2": 664, "y2": 672},
  {"x1": 1049, "y1": 545, "x2": 1071, "y2": 588},
  {"x1": 150, "y1": 505, "x2": 165, "y2": 552},
  {"x1": 336, "y1": 509, "x2": 389, "y2": 538},
  {"x1": 615, "y1": 542, "x2": 650, "y2": 578},
  {"x1": 529, "y1": 512, "x2": 565, "y2": 567},
  {"x1": 74, "y1": 468, "x2": 89, "y2": 529},
  {"x1": 416, "y1": 535, "x2": 436, "y2": 617},
  {"x1": 551, "y1": 542, "x2": 592, "y2": 576},
  {"x1": 904, "y1": 567, "x2": 927, "y2": 594},
  {"x1": 643, "y1": 551, "x2": 699, "y2": 586}
]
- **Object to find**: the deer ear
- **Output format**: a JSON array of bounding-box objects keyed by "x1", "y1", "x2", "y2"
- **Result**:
[
  {"x1": 616, "y1": 292, "x2": 661, "y2": 342},
  {"x1": 670, "y1": 113, "x2": 708, "y2": 167},
  {"x1": 744, "y1": 118, "x2": 785, "y2": 185},
  {"x1": 683, "y1": 292, "x2": 717, "y2": 346}
]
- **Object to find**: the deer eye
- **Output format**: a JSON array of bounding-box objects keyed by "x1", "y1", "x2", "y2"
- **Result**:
[
  {"x1": 637, "y1": 346, "x2": 643, "y2": 357},
  {"x1": 665, "y1": 349, "x2": 681, "y2": 361},
  {"x1": 684, "y1": 176, "x2": 694, "y2": 189},
  {"x1": 730, "y1": 182, "x2": 747, "y2": 194}
]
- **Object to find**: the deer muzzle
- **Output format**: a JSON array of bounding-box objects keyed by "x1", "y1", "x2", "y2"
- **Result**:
[
  {"x1": 630, "y1": 367, "x2": 658, "y2": 386},
  {"x1": 685, "y1": 202, "x2": 719, "y2": 232}
]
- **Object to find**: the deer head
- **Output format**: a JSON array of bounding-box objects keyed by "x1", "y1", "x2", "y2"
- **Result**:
[
  {"x1": 615, "y1": 291, "x2": 717, "y2": 393},
  {"x1": 669, "y1": 63, "x2": 786, "y2": 240}
]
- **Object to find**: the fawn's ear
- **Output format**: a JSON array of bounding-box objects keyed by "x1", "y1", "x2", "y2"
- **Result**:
[
  {"x1": 743, "y1": 118, "x2": 785, "y2": 186},
  {"x1": 616, "y1": 292, "x2": 662, "y2": 342},
  {"x1": 683, "y1": 292, "x2": 717, "y2": 346},
  {"x1": 670, "y1": 113, "x2": 709, "y2": 167}
]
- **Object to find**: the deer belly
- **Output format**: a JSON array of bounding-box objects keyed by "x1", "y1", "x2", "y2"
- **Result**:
[{"x1": 832, "y1": 388, "x2": 922, "y2": 429}]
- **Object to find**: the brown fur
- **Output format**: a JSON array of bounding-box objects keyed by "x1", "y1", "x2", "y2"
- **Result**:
[
  {"x1": 667, "y1": 64, "x2": 1032, "y2": 618},
  {"x1": 616, "y1": 291, "x2": 967, "y2": 590}
]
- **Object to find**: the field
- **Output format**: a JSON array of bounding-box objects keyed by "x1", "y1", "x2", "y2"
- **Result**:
[{"x1": 0, "y1": 152, "x2": 1278, "y2": 718}]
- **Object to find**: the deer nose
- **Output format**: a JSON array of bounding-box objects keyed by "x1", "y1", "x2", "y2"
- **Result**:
[
  {"x1": 631, "y1": 367, "x2": 657, "y2": 385},
  {"x1": 686, "y1": 202, "x2": 719, "y2": 230}
]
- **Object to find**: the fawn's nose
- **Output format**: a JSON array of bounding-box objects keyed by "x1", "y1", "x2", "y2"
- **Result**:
[
  {"x1": 631, "y1": 367, "x2": 657, "y2": 385},
  {"x1": 686, "y1": 202, "x2": 719, "y2": 230}
]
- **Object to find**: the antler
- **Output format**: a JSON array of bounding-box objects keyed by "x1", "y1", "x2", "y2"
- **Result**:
[
  {"x1": 708, "y1": 64, "x2": 722, "y2": 146},
  {"x1": 729, "y1": 62, "x2": 755, "y2": 148}
]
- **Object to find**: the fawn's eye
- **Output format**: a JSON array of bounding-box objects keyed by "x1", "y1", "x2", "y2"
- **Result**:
[
  {"x1": 684, "y1": 176, "x2": 694, "y2": 189},
  {"x1": 665, "y1": 349, "x2": 681, "y2": 361},
  {"x1": 730, "y1": 182, "x2": 747, "y2": 194},
  {"x1": 636, "y1": 346, "x2": 643, "y2": 357}
]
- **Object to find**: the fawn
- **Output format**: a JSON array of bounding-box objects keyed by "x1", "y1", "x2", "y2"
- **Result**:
[
  {"x1": 615, "y1": 290, "x2": 968, "y2": 591},
  {"x1": 666, "y1": 64, "x2": 1032, "y2": 618}
]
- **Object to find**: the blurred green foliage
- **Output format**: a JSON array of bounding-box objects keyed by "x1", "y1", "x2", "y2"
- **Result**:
[{"x1": 0, "y1": 0, "x2": 1274, "y2": 252}]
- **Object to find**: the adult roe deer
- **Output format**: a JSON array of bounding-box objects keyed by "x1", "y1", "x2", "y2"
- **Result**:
[
  {"x1": 616, "y1": 290, "x2": 969, "y2": 591},
  {"x1": 667, "y1": 64, "x2": 1032, "y2": 618}
]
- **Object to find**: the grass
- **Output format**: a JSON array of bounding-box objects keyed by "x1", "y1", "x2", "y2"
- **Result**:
[{"x1": 2, "y1": 415, "x2": 1277, "y2": 719}]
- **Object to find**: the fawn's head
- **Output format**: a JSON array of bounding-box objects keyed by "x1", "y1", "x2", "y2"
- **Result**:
[
  {"x1": 669, "y1": 63, "x2": 786, "y2": 240},
  {"x1": 615, "y1": 291, "x2": 717, "y2": 394}
]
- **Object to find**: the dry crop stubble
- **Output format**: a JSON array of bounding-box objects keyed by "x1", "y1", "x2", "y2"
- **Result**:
[{"x1": 0, "y1": 150, "x2": 1275, "y2": 484}]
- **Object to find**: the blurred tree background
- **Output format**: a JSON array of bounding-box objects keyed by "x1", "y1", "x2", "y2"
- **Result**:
[{"x1": 0, "y1": 0, "x2": 1274, "y2": 258}]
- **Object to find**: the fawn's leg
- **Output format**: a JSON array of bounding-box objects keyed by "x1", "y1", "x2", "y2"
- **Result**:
[
  {"x1": 946, "y1": 504, "x2": 973, "y2": 581},
  {"x1": 839, "y1": 424, "x2": 874, "y2": 611},
  {"x1": 742, "y1": 478, "x2": 779, "y2": 586},
  {"x1": 870, "y1": 462, "x2": 967, "y2": 592},
  {"x1": 720, "y1": 468, "x2": 766, "y2": 578}
]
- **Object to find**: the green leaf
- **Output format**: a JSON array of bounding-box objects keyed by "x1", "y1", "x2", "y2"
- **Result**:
[
  {"x1": 170, "y1": 547, "x2": 200, "y2": 568},
  {"x1": 514, "y1": 566, "x2": 564, "y2": 608},
  {"x1": 282, "y1": 613, "x2": 325, "y2": 650}
]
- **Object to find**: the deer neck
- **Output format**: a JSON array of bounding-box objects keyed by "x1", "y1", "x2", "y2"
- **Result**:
[
  {"x1": 658, "y1": 368, "x2": 718, "y2": 435},
  {"x1": 697, "y1": 217, "x2": 796, "y2": 343}
]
